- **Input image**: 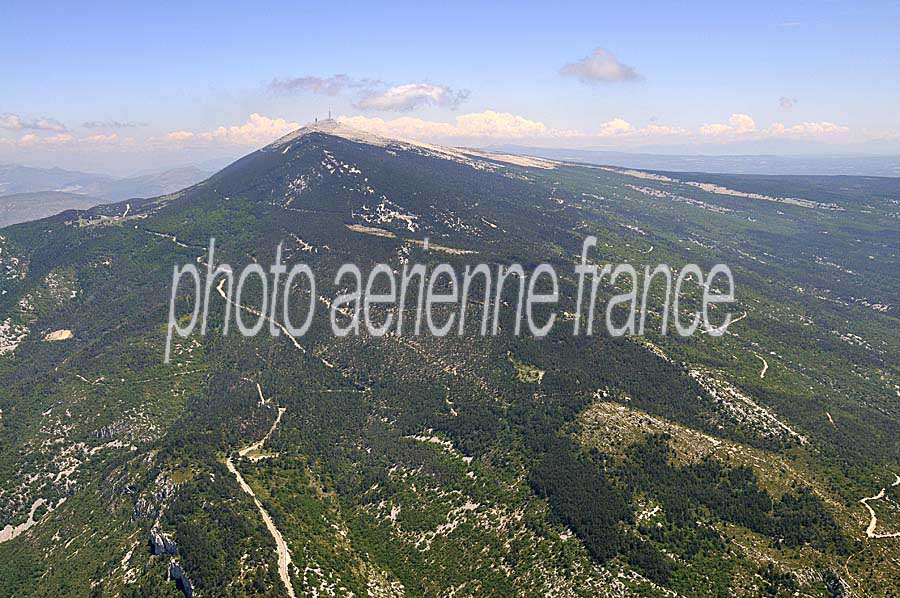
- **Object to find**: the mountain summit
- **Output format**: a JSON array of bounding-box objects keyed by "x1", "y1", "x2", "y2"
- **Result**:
[{"x1": 272, "y1": 118, "x2": 386, "y2": 146}]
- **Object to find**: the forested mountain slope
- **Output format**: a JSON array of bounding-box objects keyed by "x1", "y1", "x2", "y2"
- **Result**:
[{"x1": 0, "y1": 120, "x2": 898, "y2": 596}]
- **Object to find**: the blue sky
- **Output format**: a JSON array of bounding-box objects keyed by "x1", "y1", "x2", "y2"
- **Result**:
[{"x1": 3, "y1": 1, "x2": 900, "y2": 172}]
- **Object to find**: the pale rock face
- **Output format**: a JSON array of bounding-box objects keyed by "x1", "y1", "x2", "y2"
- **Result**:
[
  {"x1": 149, "y1": 527, "x2": 178, "y2": 555},
  {"x1": 168, "y1": 559, "x2": 194, "y2": 598},
  {"x1": 269, "y1": 119, "x2": 559, "y2": 170},
  {"x1": 44, "y1": 329, "x2": 74, "y2": 341}
]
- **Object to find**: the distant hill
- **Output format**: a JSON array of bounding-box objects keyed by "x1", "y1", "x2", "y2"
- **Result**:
[
  {"x1": 0, "y1": 191, "x2": 102, "y2": 227},
  {"x1": 80, "y1": 165, "x2": 211, "y2": 201},
  {"x1": 0, "y1": 163, "x2": 211, "y2": 205},
  {"x1": 497, "y1": 146, "x2": 900, "y2": 177},
  {"x1": 0, "y1": 164, "x2": 115, "y2": 196}
]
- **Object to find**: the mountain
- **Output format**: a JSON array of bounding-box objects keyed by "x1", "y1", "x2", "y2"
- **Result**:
[
  {"x1": 0, "y1": 191, "x2": 103, "y2": 228},
  {"x1": 499, "y1": 146, "x2": 900, "y2": 177},
  {"x1": 82, "y1": 166, "x2": 212, "y2": 202},
  {"x1": 0, "y1": 164, "x2": 116, "y2": 196},
  {"x1": 0, "y1": 163, "x2": 211, "y2": 204},
  {"x1": 0, "y1": 120, "x2": 898, "y2": 596}
]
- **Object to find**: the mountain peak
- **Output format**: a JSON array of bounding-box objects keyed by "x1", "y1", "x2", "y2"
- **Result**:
[
  {"x1": 270, "y1": 118, "x2": 391, "y2": 149},
  {"x1": 268, "y1": 118, "x2": 560, "y2": 170}
]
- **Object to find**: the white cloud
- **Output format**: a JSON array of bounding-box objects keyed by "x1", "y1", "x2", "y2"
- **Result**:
[
  {"x1": 560, "y1": 48, "x2": 642, "y2": 83},
  {"x1": 1, "y1": 114, "x2": 23, "y2": 130},
  {"x1": 203, "y1": 113, "x2": 300, "y2": 145},
  {"x1": 699, "y1": 113, "x2": 757, "y2": 136},
  {"x1": 767, "y1": 121, "x2": 849, "y2": 136},
  {"x1": 340, "y1": 110, "x2": 554, "y2": 139},
  {"x1": 269, "y1": 75, "x2": 466, "y2": 112},
  {"x1": 341, "y1": 111, "x2": 852, "y2": 146},
  {"x1": 19, "y1": 132, "x2": 76, "y2": 145},
  {"x1": 43, "y1": 133, "x2": 75, "y2": 144},
  {"x1": 356, "y1": 83, "x2": 468, "y2": 112},
  {"x1": 338, "y1": 115, "x2": 453, "y2": 138},
  {"x1": 730, "y1": 113, "x2": 757, "y2": 133},
  {"x1": 597, "y1": 118, "x2": 634, "y2": 137},
  {"x1": 638, "y1": 123, "x2": 689, "y2": 137},
  {"x1": 83, "y1": 133, "x2": 119, "y2": 144},
  {"x1": 157, "y1": 114, "x2": 301, "y2": 147},
  {"x1": 594, "y1": 118, "x2": 688, "y2": 139},
  {"x1": 163, "y1": 130, "x2": 196, "y2": 142},
  {"x1": 454, "y1": 111, "x2": 549, "y2": 137},
  {"x1": 3, "y1": 111, "x2": 854, "y2": 156},
  {"x1": 695, "y1": 115, "x2": 850, "y2": 142},
  {"x1": 1, "y1": 113, "x2": 67, "y2": 132},
  {"x1": 17, "y1": 132, "x2": 98, "y2": 146}
]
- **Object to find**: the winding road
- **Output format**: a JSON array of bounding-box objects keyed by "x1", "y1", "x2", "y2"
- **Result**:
[
  {"x1": 215, "y1": 278, "x2": 307, "y2": 354},
  {"x1": 860, "y1": 474, "x2": 900, "y2": 539},
  {"x1": 225, "y1": 383, "x2": 296, "y2": 598},
  {"x1": 701, "y1": 310, "x2": 747, "y2": 335},
  {"x1": 755, "y1": 353, "x2": 768, "y2": 379}
]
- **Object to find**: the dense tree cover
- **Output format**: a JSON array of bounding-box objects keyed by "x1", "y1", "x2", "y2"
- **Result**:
[
  {"x1": 164, "y1": 472, "x2": 280, "y2": 593},
  {"x1": 529, "y1": 438, "x2": 631, "y2": 562},
  {"x1": 529, "y1": 433, "x2": 848, "y2": 587},
  {"x1": 619, "y1": 435, "x2": 849, "y2": 554}
]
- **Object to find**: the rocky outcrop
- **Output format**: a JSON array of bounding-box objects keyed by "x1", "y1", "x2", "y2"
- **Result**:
[
  {"x1": 168, "y1": 559, "x2": 194, "y2": 598},
  {"x1": 132, "y1": 496, "x2": 157, "y2": 520},
  {"x1": 149, "y1": 527, "x2": 177, "y2": 555},
  {"x1": 95, "y1": 424, "x2": 117, "y2": 440},
  {"x1": 132, "y1": 473, "x2": 175, "y2": 521}
]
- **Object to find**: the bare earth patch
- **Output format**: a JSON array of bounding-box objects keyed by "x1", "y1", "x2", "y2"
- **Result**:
[{"x1": 44, "y1": 329, "x2": 74, "y2": 342}]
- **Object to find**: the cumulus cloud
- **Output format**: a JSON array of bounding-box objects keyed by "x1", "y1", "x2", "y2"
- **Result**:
[
  {"x1": 7, "y1": 111, "x2": 853, "y2": 155},
  {"x1": 342, "y1": 112, "x2": 692, "y2": 143},
  {"x1": 0, "y1": 114, "x2": 21, "y2": 130},
  {"x1": 594, "y1": 118, "x2": 688, "y2": 139},
  {"x1": 454, "y1": 111, "x2": 548, "y2": 137},
  {"x1": 699, "y1": 113, "x2": 757, "y2": 136},
  {"x1": 30, "y1": 117, "x2": 68, "y2": 132},
  {"x1": 779, "y1": 96, "x2": 797, "y2": 110},
  {"x1": 1, "y1": 113, "x2": 67, "y2": 132},
  {"x1": 767, "y1": 121, "x2": 848, "y2": 136},
  {"x1": 156, "y1": 113, "x2": 301, "y2": 147},
  {"x1": 638, "y1": 123, "x2": 689, "y2": 136},
  {"x1": 693, "y1": 114, "x2": 849, "y2": 142},
  {"x1": 340, "y1": 110, "x2": 555, "y2": 140},
  {"x1": 9, "y1": 114, "x2": 302, "y2": 150},
  {"x1": 163, "y1": 130, "x2": 196, "y2": 142},
  {"x1": 82, "y1": 133, "x2": 119, "y2": 143},
  {"x1": 202, "y1": 113, "x2": 300, "y2": 145},
  {"x1": 269, "y1": 75, "x2": 468, "y2": 112},
  {"x1": 341, "y1": 110, "x2": 851, "y2": 145},
  {"x1": 560, "y1": 48, "x2": 642, "y2": 83},
  {"x1": 17, "y1": 133, "x2": 41, "y2": 144},
  {"x1": 356, "y1": 83, "x2": 469, "y2": 112},
  {"x1": 339, "y1": 115, "x2": 456, "y2": 138},
  {"x1": 19, "y1": 132, "x2": 76, "y2": 145},
  {"x1": 597, "y1": 118, "x2": 634, "y2": 137}
]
